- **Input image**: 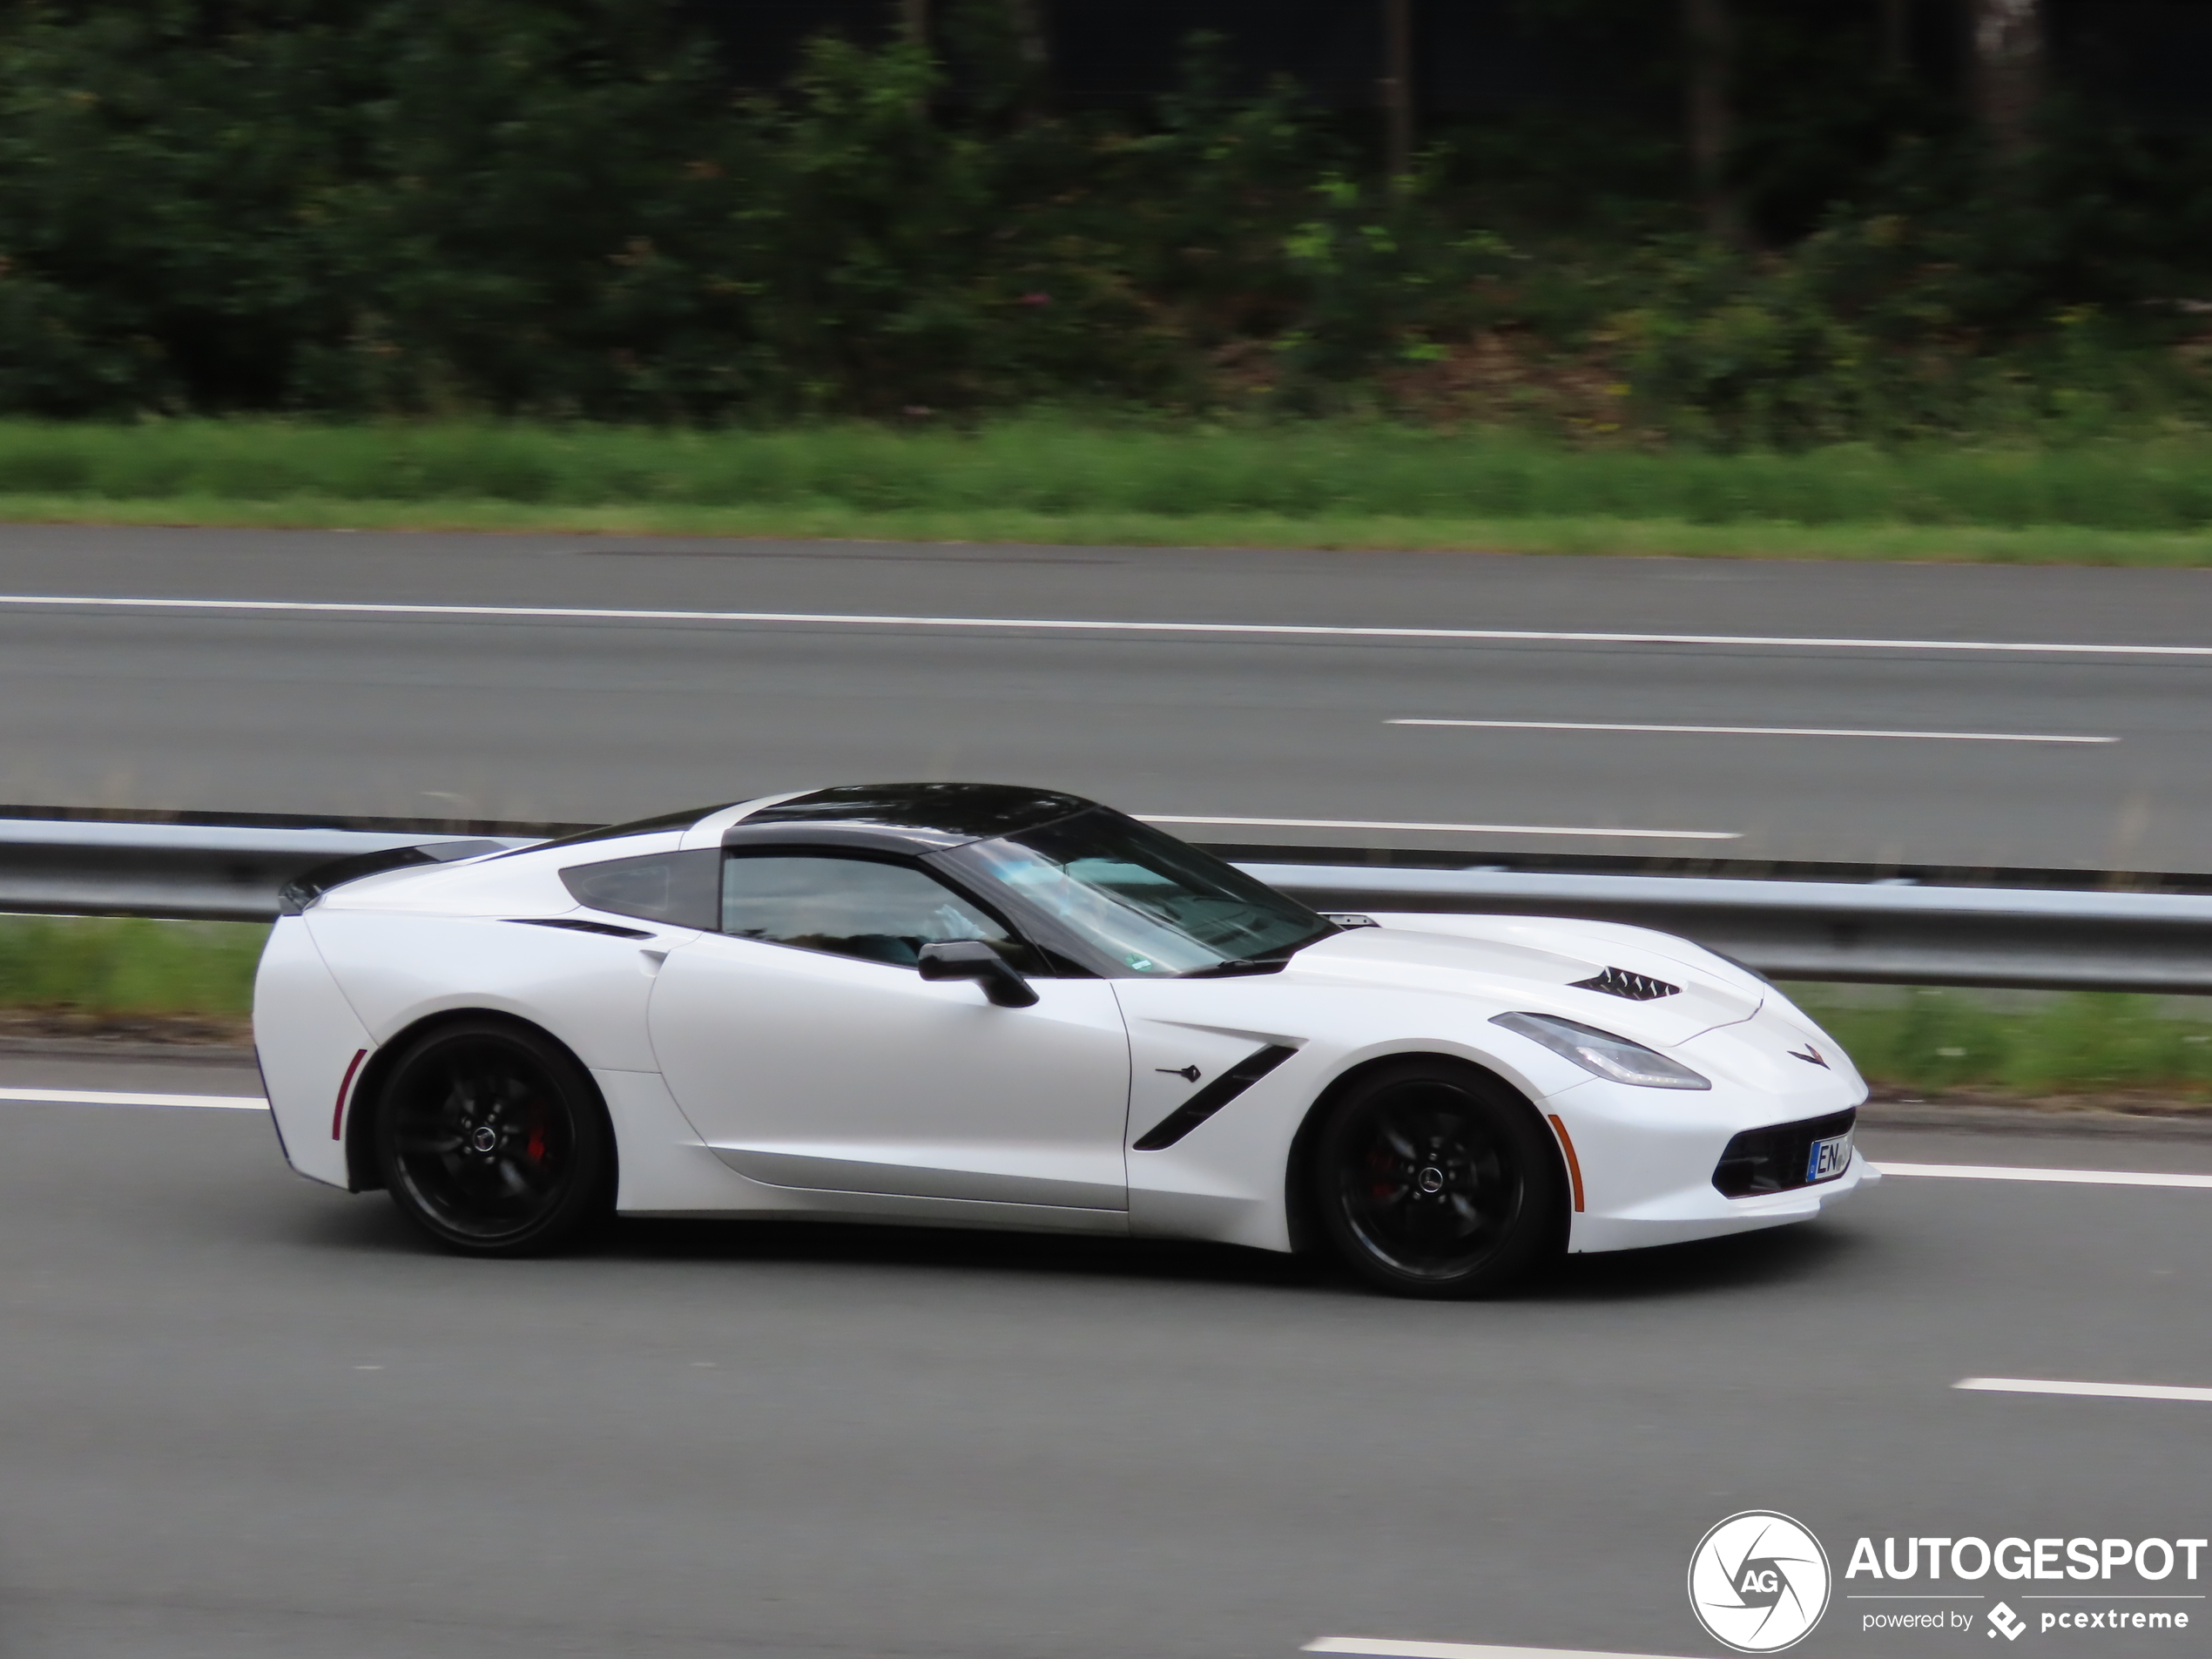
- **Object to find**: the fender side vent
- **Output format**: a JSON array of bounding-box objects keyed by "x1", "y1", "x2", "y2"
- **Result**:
[
  {"x1": 1133, "y1": 1044, "x2": 1298, "y2": 1152},
  {"x1": 506, "y1": 917, "x2": 655, "y2": 941},
  {"x1": 1571, "y1": 965, "x2": 1680, "y2": 1001}
]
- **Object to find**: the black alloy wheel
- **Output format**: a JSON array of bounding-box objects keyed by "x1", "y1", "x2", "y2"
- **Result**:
[
  {"x1": 374, "y1": 1020, "x2": 613, "y2": 1256},
  {"x1": 1312, "y1": 1059, "x2": 1563, "y2": 1298}
]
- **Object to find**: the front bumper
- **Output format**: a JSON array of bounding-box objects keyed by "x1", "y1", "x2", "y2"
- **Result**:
[
  {"x1": 1544, "y1": 1023, "x2": 1878, "y2": 1255},
  {"x1": 1566, "y1": 1145, "x2": 1879, "y2": 1253}
]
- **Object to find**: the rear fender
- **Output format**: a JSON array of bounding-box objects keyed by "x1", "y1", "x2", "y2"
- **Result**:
[{"x1": 252, "y1": 916, "x2": 376, "y2": 1190}]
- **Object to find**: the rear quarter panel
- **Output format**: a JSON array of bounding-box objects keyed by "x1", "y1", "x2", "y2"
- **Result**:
[
  {"x1": 253, "y1": 915, "x2": 376, "y2": 1189},
  {"x1": 301, "y1": 910, "x2": 677, "y2": 1071}
]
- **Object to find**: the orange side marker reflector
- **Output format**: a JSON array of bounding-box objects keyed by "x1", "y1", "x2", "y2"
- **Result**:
[
  {"x1": 1547, "y1": 1113, "x2": 1586, "y2": 1212},
  {"x1": 331, "y1": 1048, "x2": 368, "y2": 1140}
]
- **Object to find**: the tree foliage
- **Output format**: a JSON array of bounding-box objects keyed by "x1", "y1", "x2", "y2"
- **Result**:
[{"x1": 0, "y1": 0, "x2": 2206, "y2": 442}]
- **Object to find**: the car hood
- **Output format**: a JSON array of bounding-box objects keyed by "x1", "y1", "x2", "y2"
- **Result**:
[{"x1": 1280, "y1": 914, "x2": 1764, "y2": 1048}]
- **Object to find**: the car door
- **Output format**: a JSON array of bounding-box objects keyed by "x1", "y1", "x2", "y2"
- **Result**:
[{"x1": 648, "y1": 849, "x2": 1133, "y2": 1212}]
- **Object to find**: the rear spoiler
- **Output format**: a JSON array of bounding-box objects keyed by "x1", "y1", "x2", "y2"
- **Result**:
[{"x1": 278, "y1": 840, "x2": 509, "y2": 914}]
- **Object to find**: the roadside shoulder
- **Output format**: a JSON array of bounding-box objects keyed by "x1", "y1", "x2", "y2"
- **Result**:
[{"x1": 1862, "y1": 1097, "x2": 2212, "y2": 1143}]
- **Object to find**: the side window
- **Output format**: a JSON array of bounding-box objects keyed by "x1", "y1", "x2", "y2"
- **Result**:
[
  {"x1": 721, "y1": 854, "x2": 1030, "y2": 970},
  {"x1": 561, "y1": 849, "x2": 720, "y2": 930}
]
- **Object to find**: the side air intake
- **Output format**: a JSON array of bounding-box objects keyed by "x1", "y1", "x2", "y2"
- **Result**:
[
  {"x1": 1132, "y1": 1044, "x2": 1298, "y2": 1152},
  {"x1": 1570, "y1": 965, "x2": 1680, "y2": 1001}
]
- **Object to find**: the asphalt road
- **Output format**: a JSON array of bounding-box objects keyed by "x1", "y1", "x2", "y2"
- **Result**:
[
  {"x1": 3, "y1": 524, "x2": 2212, "y2": 869},
  {"x1": 3, "y1": 1056, "x2": 2209, "y2": 1659}
]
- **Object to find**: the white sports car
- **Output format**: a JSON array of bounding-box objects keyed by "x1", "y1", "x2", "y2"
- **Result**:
[{"x1": 254, "y1": 783, "x2": 1876, "y2": 1297}]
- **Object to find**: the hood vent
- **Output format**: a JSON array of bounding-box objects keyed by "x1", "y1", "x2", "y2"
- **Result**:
[{"x1": 1572, "y1": 965, "x2": 1681, "y2": 1001}]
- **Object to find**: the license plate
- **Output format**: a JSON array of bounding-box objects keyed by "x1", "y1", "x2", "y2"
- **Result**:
[{"x1": 1806, "y1": 1132, "x2": 1852, "y2": 1183}]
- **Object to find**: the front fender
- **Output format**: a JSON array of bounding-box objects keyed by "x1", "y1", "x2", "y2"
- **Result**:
[{"x1": 1113, "y1": 977, "x2": 1587, "y2": 1252}]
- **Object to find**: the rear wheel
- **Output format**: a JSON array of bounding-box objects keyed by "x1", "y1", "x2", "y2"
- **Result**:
[
  {"x1": 1312, "y1": 1058, "x2": 1561, "y2": 1298},
  {"x1": 373, "y1": 1020, "x2": 612, "y2": 1256}
]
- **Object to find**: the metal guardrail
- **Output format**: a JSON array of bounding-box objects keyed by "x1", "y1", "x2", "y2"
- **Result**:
[
  {"x1": 0, "y1": 819, "x2": 542, "y2": 923},
  {"x1": 4, "y1": 815, "x2": 2212, "y2": 994}
]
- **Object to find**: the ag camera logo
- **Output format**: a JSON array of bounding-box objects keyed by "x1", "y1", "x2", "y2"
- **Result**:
[{"x1": 1689, "y1": 1511, "x2": 1832, "y2": 1652}]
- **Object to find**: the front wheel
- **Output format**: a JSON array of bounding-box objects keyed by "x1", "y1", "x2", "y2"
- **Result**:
[
  {"x1": 1311, "y1": 1059, "x2": 1563, "y2": 1298},
  {"x1": 373, "y1": 1020, "x2": 613, "y2": 1256}
]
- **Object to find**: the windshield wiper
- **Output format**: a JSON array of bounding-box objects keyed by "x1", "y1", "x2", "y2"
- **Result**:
[
  {"x1": 1180, "y1": 955, "x2": 1291, "y2": 978},
  {"x1": 1178, "y1": 926, "x2": 1339, "y2": 978}
]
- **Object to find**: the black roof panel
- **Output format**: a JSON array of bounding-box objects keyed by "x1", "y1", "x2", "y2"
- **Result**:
[{"x1": 744, "y1": 783, "x2": 1095, "y2": 841}]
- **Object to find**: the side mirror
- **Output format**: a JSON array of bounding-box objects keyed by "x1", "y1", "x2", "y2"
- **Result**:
[{"x1": 916, "y1": 940, "x2": 1038, "y2": 1008}]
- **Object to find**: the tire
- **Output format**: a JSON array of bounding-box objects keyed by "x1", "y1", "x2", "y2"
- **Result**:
[
  {"x1": 373, "y1": 1019, "x2": 613, "y2": 1257},
  {"x1": 1310, "y1": 1058, "x2": 1563, "y2": 1298}
]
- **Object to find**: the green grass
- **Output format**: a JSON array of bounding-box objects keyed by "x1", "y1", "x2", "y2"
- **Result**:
[
  {"x1": 6, "y1": 418, "x2": 2212, "y2": 562},
  {"x1": 0, "y1": 915, "x2": 264, "y2": 1020},
  {"x1": 1787, "y1": 984, "x2": 2212, "y2": 1100},
  {"x1": 0, "y1": 912, "x2": 2207, "y2": 1105}
]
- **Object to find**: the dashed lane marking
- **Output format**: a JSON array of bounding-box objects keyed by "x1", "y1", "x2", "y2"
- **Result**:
[
  {"x1": 1390, "y1": 718, "x2": 2117, "y2": 745},
  {"x1": 0, "y1": 1087, "x2": 265, "y2": 1110},
  {"x1": 1956, "y1": 1378, "x2": 2212, "y2": 1403},
  {"x1": 1875, "y1": 1162, "x2": 2212, "y2": 1190}
]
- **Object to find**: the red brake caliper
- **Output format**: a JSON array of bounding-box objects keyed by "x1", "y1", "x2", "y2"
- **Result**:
[{"x1": 1368, "y1": 1146, "x2": 1395, "y2": 1201}]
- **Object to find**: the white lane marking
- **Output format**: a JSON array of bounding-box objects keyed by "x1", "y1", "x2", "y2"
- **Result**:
[
  {"x1": 1142, "y1": 814, "x2": 1738, "y2": 841},
  {"x1": 1, "y1": 593, "x2": 2209, "y2": 659},
  {"x1": 1305, "y1": 1641, "x2": 1695, "y2": 1659},
  {"x1": 1390, "y1": 718, "x2": 2118, "y2": 745},
  {"x1": 1874, "y1": 1161, "x2": 2212, "y2": 1190},
  {"x1": 1956, "y1": 1377, "x2": 2212, "y2": 1403},
  {"x1": 0, "y1": 1087, "x2": 266, "y2": 1110}
]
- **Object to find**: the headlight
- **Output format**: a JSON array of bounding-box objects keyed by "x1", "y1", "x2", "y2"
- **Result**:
[{"x1": 1491, "y1": 1011, "x2": 1712, "y2": 1090}]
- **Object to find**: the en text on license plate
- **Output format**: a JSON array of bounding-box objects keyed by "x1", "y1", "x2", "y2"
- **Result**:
[{"x1": 1806, "y1": 1131, "x2": 1852, "y2": 1183}]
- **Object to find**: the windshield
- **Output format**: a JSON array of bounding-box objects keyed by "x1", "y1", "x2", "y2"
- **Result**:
[{"x1": 964, "y1": 809, "x2": 1334, "y2": 975}]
